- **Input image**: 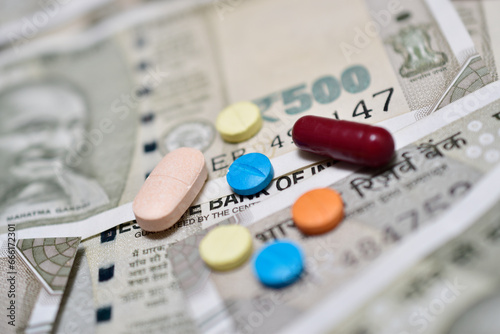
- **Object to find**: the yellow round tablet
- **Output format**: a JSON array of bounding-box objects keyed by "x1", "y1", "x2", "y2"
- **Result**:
[
  {"x1": 216, "y1": 101, "x2": 262, "y2": 143},
  {"x1": 199, "y1": 225, "x2": 253, "y2": 271},
  {"x1": 292, "y1": 188, "x2": 344, "y2": 235}
]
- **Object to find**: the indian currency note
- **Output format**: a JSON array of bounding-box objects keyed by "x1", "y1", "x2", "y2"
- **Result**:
[
  {"x1": 0, "y1": 21, "x2": 139, "y2": 230},
  {"x1": 0, "y1": 0, "x2": 490, "y2": 232},
  {"x1": 128, "y1": 0, "x2": 493, "y2": 180},
  {"x1": 0, "y1": 1, "x2": 494, "y2": 328},
  {"x1": 331, "y1": 164, "x2": 500, "y2": 334},
  {"x1": 453, "y1": 0, "x2": 500, "y2": 81},
  {"x1": 168, "y1": 81, "x2": 500, "y2": 334},
  {"x1": 0, "y1": 233, "x2": 80, "y2": 334},
  {"x1": 36, "y1": 84, "x2": 500, "y2": 334}
]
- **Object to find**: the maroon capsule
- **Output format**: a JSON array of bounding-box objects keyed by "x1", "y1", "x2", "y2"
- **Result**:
[{"x1": 292, "y1": 115, "x2": 395, "y2": 168}]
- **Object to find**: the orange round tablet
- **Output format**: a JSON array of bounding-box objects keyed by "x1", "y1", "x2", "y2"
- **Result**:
[{"x1": 292, "y1": 188, "x2": 344, "y2": 235}]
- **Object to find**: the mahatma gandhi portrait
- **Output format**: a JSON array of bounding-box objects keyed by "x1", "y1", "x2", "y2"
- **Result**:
[{"x1": 0, "y1": 80, "x2": 109, "y2": 220}]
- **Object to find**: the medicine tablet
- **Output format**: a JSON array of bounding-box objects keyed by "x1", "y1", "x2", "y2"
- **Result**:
[
  {"x1": 133, "y1": 147, "x2": 207, "y2": 232},
  {"x1": 253, "y1": 241, "x2": 304, "y2": 288},
  {"x1": 226, "y1": 153, "x2": 273, "y2": 195},
  {"x1": 292, "y1": 115, "x2": 395, "y2": 167},
  {"x1": 216, "y1": 101, "x2": 262, "y2": 143},
  {"x1": 292, "y1": 188, "x2": 344, "y2": 235},
  {"x1": 199, "y1": 225, "x2": 253, "y2": 271}
]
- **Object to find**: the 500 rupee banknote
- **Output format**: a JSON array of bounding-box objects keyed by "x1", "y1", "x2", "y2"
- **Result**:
[
  {"x1": 12, "y1": 81, "x2": 500, "y2": 334},
  {"x1": 0, "y1": 0, "x2": 490, "y2": 232},
  {"x1": 168, "y1": 81, "x2": 500, "y2": 334}
]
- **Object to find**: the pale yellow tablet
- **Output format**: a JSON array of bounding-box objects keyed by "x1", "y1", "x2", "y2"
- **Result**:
[
  {"x1": 216, "y1": 101, "x2": 262, "y2": 143},
  {"x1": 199, "y1": 225, "x2": 253, "y2": 271}
]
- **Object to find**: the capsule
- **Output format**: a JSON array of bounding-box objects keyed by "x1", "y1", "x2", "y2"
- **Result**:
[{"x1": 292, "y1": 115, "x2": 395, "y2": 167}]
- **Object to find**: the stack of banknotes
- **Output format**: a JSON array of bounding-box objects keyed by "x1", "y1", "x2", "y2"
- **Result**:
[{"x1": 1, "y1": 0, "x2": 500, "y2": 333}]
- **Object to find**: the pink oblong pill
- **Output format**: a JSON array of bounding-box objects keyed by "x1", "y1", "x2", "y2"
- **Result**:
[
  {"x1": 292, "y1": 115, "x2": 395, "y2": 168},
  {"x1": 133, "y1": 147, "x2": 207, "y2": 232}
]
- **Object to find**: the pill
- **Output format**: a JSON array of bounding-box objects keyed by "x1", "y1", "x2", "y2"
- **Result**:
[
  {"x1": 253, "y1": 241, "x2": 304, "y2": 288},
  {"x1": 292, "y1": 115, "x2": 395, "y2": 168},
  {"x1": 199, "y1": 225, "x2": 253, "y2": 271},
  {"x1": 292, "y1": 188, "x2": 344, "y2": 235},
  {"x1": 226, "y1": 153, "x2": 274, "y2": 195},
  {"x1": 132, "y1": 147, "x2": 207, "y2": 232},
  {"x1": 216, "y1": 101, "x2": 262, "y2": 143}
]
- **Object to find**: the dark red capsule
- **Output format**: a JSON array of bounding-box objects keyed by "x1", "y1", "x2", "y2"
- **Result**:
[{"x1": 292, "y1": 115, "x2": 395, "y2": 168}]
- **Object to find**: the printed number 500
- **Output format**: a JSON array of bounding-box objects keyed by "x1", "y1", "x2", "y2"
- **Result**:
[{"x1": 255, "y1": 65, "x2": 371, "y2": 121}]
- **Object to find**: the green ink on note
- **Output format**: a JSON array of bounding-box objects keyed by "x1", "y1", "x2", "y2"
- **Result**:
[{"x1": 388, "y1": 25, "x2": 448, "y2": 78}]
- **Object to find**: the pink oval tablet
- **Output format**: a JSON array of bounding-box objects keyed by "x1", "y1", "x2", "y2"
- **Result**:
[{"x1": 133, "y1": 147, "x2": 207, "y2": 232}]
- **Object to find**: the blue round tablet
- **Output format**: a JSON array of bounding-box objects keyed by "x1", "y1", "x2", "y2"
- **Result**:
[
  {"x1": 226, "y1": 153, "x2": 274, "y2": 196},
  {"x1": 253, "y1": 240, "x2": 304, "y2": 288}
]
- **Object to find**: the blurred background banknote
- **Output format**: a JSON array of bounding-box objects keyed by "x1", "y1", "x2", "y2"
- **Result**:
[
  {"x1": 0, "y1": 0, "x2": 499, "y2": 334},
  {"x1": 0, "y1": 237, "x2": 80, "y2": 334},
  {"x1": 0, "y1": 0, "x2": 167, "y2": 50},
  {"x1": 0, "y1": 0, "x2": 492, "y2": 233}
]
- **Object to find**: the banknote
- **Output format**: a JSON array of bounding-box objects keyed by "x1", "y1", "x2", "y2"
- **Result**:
[
  {"x1": 453, "y1": 0, "x2": 500, "y2": 81},
  {"x1": 132, "y1": 0, "x2": 492, "y2": 180},
  {"x1": 0, "y1": 1, "x2": 495, "y2": 330},
  {"x1": 0, "y1": 0, "x2": 489, "y2": 232},
  {"x1": 0, "y1": 0, "x2": 178, "y2": 51},
  {"x1": 331, "y1": 165, "x2": 500, "y2": 334},
  {"x1": 8, "y1": 80, "x2": 498, "y2": 334},
  {"x1": 0, "y1": 26, "x2": 139, "y2": 230},
  {"x1": 0, "y1": 232, "x2": 80, "y2": 334},
  {"x1": 168, "y1": 81, "x2": 500, "y2": 334}
]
